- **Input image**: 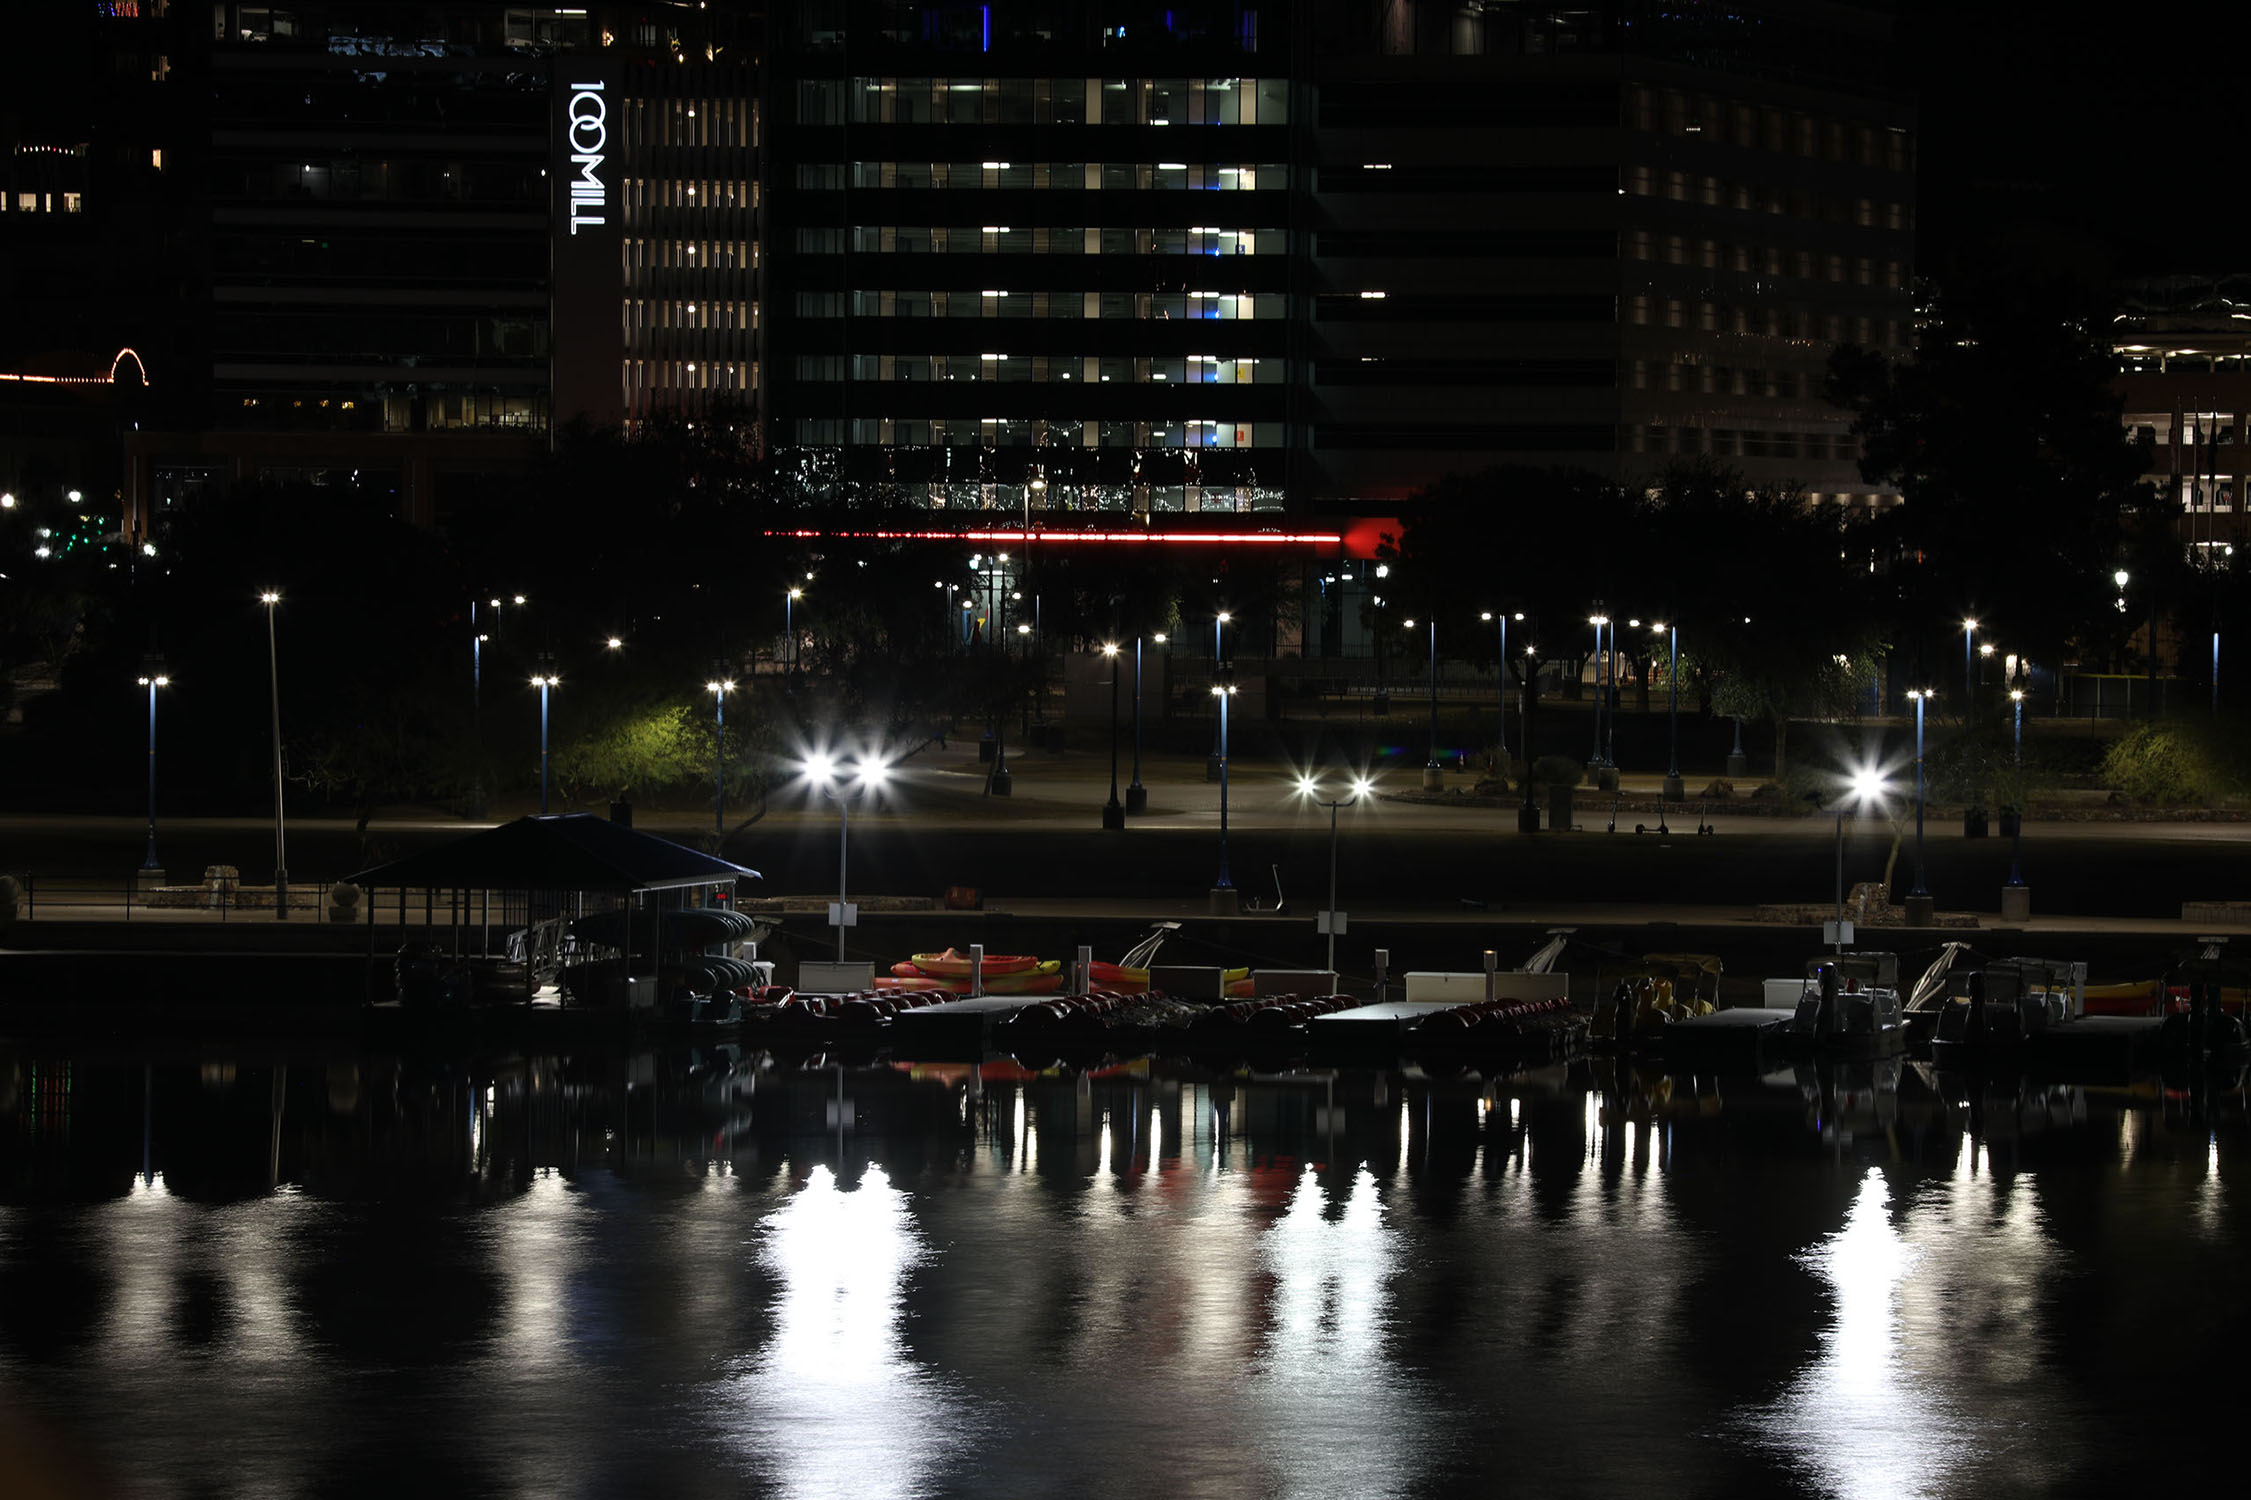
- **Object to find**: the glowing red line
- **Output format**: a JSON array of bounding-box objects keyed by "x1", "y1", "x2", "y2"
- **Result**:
[{"x1": 763, "y1": 529, "x2": 1343, "y2": 545}]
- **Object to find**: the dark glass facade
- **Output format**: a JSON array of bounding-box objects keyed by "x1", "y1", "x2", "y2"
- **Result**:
[{"x1": 765, "y1": 0, "x2": 1915, "y2": 514}]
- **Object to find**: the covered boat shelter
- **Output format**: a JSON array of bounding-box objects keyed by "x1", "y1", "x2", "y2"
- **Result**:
[{"x1": 350, "y1": 814, "x2": 761, "y2": 1008}]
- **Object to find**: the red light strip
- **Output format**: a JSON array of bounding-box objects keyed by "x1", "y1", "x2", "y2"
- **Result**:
[{"x1": 764, "y1": 528, "x2": 1344, "y2": 546}]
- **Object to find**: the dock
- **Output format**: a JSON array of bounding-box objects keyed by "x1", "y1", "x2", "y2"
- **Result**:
[
  {"x1": 1653, "y1": 1006, "x2": 1795, "y2": 1063},
  {"x1": 1929, "y1": 1014, "x2": 2166, "y2": 1083},
  {"x1": 1308, "y1": 1001, "x2": 1451, "y2": 1054},
  {"x1": 887, "y1": 995, "x2": 1039, "y2": 1057}
]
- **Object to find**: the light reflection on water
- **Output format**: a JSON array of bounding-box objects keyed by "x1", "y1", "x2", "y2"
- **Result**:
[
  {"x1": 1251, "y1": 1166, "x2": 1440, "y2": 1499},
  {"x1": 723, "y1": 1164, "x2": 960, "y2": 1500},
  {"x1": 0, "y1": 1052, "x2": 2244, "y2": 1497}
]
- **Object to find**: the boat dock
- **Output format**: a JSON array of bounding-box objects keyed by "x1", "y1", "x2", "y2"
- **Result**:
[{"x1": 888, "y1": 995, "x2": 1041, "y2": 1057}]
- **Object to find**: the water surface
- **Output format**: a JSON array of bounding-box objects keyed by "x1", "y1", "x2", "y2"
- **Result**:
[{"x1": 0, "y1": 1047, "x2": 2235, "y2": 1496}]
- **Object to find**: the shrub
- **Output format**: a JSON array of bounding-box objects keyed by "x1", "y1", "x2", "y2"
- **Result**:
[
  {"x1": 2101, "y1": 722, "x2": 2235, "y2": 805},
  {"x1": 1530, "y1": 754, "x2": 1584, "y2": 789}
]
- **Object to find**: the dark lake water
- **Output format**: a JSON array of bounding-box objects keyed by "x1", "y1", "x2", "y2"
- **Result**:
[{"x1": 0, "y1": 1042, "x2": 2240, "y2": 1498}]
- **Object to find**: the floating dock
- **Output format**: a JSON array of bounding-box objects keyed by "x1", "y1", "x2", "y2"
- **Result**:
[
  {"x1": 1650, "y1": 1007, "x2": 1795, "y2": 1064},
  {"x1": 887, "y1": 995, "x2": 1038, "y2": 1057},
  {"x1": 1929, "y1": 1014, "x2": 2165, "y2": 1083}
]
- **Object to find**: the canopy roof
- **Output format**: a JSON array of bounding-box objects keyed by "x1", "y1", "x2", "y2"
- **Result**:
[{"x1": 350, "y1": 814, "x2": 759, "y2": 894}]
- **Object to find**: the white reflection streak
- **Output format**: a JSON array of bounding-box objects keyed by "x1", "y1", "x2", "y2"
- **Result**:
[
  {"x1": 1251, "y1": 1168, "x2": 1434, "y2": 1497},
  {"x1": 1752, "y1": 1169, "x2": 1952, "y2": 1500},
  {"x1": 725, "y1": 1165, "x2": 954, "y2": 1499},
  {"x1": 2200, "y1": 1135, "x2": 2225, "y2": 1236},
  {"x1": 100, "y1": 1170, "x2": 185, "y2": 1365},
  {"x1": 495, "y1": 1169, "x2": 583, "y2": 1373}
]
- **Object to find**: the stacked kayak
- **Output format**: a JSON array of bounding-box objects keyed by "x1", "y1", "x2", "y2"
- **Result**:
[
  {"x1": 887, "y1": 950, "x2": 1064, "y2": 995},
  {"x1": 881, "y1": 948, "x2": 1254, "y2": 997}
]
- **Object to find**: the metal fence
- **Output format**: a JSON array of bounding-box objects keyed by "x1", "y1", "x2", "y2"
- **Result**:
[{"x1": 0, "y1": 875, "x2": 488, "y2": 927}]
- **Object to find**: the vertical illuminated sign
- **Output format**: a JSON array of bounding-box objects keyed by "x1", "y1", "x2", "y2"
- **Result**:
[
  {"x1": 565, "y1": 80, "x2": 609, "y2": 233},
  {"x1": 552, "y1": 63, "x2": 624, "y2": 426}
]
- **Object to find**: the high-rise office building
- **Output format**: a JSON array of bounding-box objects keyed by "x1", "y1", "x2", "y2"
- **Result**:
[
  {"x1": 764, "y1": 0, "x2": 1914, "y2": 516},
  {"x1": 27, "y1": 2, "x2": 1914, "y2": 540},
  {"x1": 112, "y1": 1, "x2": 759, "y2": 533}
]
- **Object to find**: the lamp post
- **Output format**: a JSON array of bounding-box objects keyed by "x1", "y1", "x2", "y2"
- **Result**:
[
  {"x1": 1832, "y1": 768, "x2": 1885, "y2": 953},
  {"x1": 1481, "y1": 610, "x2": 1514, "y2": 764},
  {"x1": 469, "y1": 603, "x2": 490, "y2": 818},
  {"x1": 1962, "y1": 618, "x2": 1978, "y2": 718},
  {"x1": 707, "y1": 672, "x2": 733, "y2": 840},
  {"x1": 1207, "y1": 610, "x2": 1231, "y2": 780},
  {"x1": 259, "y1": 591, "x2": 289, "y2": 918},
  {"x1": 806, "y1": 752, "x2": 889, "y2": 961},
  {"x1": 786, "y1": 586, "x2": 803, "y2": 674},
  {"x1": 1906, "y1": 687, "x2": 1932, "y2": 919},
  {"x1": 1423, "y1": 615, "x2": 1441, "y2": 789},
  {"x1": 1127, "y1": 633, "x2": 1156, "y2": 813},
  {"x1": 489, "y1": 592, "x2": 525, "y2": 639},
  {"x1": 531, "y1": 655, "x2": 559, "y2": 815},
  {"x1": 1211, "y1": 677, "x2": 1237, "y2": 908},
  {"x1": 1101, "y1": 642, "x2": 1125, "y2": 829},
  {"x1": 1587, "y1": 613, "x2": 1608, "y2": 774},
  {"x1": 2007, "y1": 689, "x2": 2026, "y2": 890},
  {"x1": 1298, "y1": 774, "x2": 1373, "y2": 974},
  {"x1": 1656, "y1": 620, "x2": 1682, "y2": 800},
  {"x1": 137, "y1": 658, "x2": 169, "y2": 872},
  {"x1": 1519, "y1": 642, "x2": 1540, "y2": 832}
]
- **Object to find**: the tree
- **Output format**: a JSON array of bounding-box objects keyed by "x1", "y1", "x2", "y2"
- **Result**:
[
  {"x1": 1642, "y1": 461, "x2": 1885, "y2": 779},
  {"x1": 1827, "y1": 269, "x2": 2154, "y2": 682},
  {"x1": 1385, "y1": 466, "x2": 1641, "y2": 700}
]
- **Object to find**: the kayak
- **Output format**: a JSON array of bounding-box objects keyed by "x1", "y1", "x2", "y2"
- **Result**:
[
  {"x1": 2085, "y1": 980, "x2": 2251, "y2": 1017},
  {"x1": 983, "y1": 971, "x2": 1065, "y2": 995},
  {"x1": 875, "y1": 975, "x2": 961, "y2": 993},
  {"x1": 908, "y1": 949, "x2": 1041, "y2": 979},
  {"x1": 980, "y1": 961, "x2": 1066, "y2": 994}
]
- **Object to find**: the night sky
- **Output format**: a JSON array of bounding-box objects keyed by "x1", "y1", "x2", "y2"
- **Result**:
[{"x1": 1903, "y1": 0, "x2": 2251, "y2": 282}]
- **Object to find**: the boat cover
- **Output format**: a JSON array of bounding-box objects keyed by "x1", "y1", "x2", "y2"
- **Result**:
[{"x1": 349, "y1": 814, "x2": 760, "y2": 893}]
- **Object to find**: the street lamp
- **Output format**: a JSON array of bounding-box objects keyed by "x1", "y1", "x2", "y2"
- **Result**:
[
  {"x1": 1208, "y1": 610, "x2": 1231, "y2": 780},
  {"x1": 1480, "y1": 611, "x2": 1518, "y2": 764},
  {"x1": 1519, "y1": 642, "x2": 1541, "y2": 832},
  {"x1": 137, "y1": 659, "x2": 169, "y2": 872},
  {"x1": 707, "y1": 673, "x2": 733, "y2": 840},
  {"x1": 1832, "y1": 767, "x2": 1886, "y2": 953},
  {"x1": 531, "y1": 655, "x2": 560, "y2": 815},
  {"x1": 1298, "y1": 773, "x2": 1374, "y2": 974},
  {"x1": 259, "y1": 591, "x2": 289, "y2": 918},
  {"x1": 1406, "y1": 614, "x2": 1439, "y2": 789},
  {"x1": 1962, "y1": 618, "x2": 1978, "y2": 716},
  {"x1": 1211, "y1": 678, "x2": 1238, "y2": 904},
  {"x1": 1101, "y1": 643, "x2": 1125, "y2": 829},
  {"x1": 1906, "y1": 687, "x2": 1932, "y2": 905},
  {"x1": 2007, "y1": 688, "x2": 2027, "y2": 891},
  {"x1": 805, "y1": 752, "x2": 890, "y2": 961},
  {"x1": 1587, "y1": 613, "x2": 1609, "y2": 773},
  {"x1": 786, "y1": 586, "x2": 804, "y2": 674},
  {"x1": 1656, "y1": 620, "x2": 1682, "y2": 800},
  {"x1": 1128, "y1": 633, "x2": 1157, "y2": 813}
]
